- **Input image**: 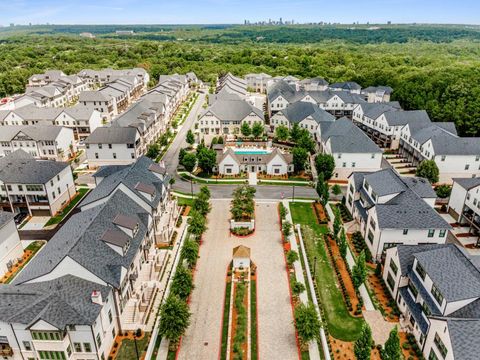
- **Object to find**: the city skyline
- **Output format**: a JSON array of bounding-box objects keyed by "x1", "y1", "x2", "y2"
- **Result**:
[{"x1": 2, "y1": 0, "x2": 480, "y2": 26}]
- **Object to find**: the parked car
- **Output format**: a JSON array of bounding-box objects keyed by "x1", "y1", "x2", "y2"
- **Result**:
[{"x1": 14, "y1": 212, "x2": 28, "y2": 226}]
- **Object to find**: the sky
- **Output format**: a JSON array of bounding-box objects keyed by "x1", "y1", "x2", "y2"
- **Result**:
[{"x1": 1, "y1": 0, "x2": 479, "y2": 26}]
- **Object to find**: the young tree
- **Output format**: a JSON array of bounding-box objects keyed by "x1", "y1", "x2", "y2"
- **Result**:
[
  {"x1": 315, "y1": 154, "x2": 335, "y2": 180},
  {"x1": 316, "y1": 174, "x2": 330, "y2": 208},
  {"x1": 186, "y1": 129, "x2": 195, "y2": 146},
  {"x1": 251, "y1": 121, "x2": 264, "y2": 138},
  {"x1": 297, "y1": 131, "x2": 316, "y2": 153},
  {"x1": 158, "y1": 295, "x2": 191, "y2": 349},
  {"x1": 338, "y1": 228, "x2": 348, "y2": 259},
  {"x1": 292, "y1": 147, "x2": 309, "y2": 172},
  {"x1": 181, "y1": 152, "x2": 197, "y2": 173},
  {"x1": 188, "y1": 210, "x2": 207, "y2": 238},
  {"x1": 193, "y1": 192, "x2": 211, "y2": 216},
  {"x1": 279, "y1": 202, "x2": 288, "y2": 220},
  {"x1": 146, "y1": 143, "x2": 160, "y2": 159},
  {"x1": 178, "y1": 148, "x2": 187, "y2": 164},
  {"x1": 416, "y1": 159, "x2": 439, "y2": 184},
  {"x1": 181, "y1": 239, "x2": 199, "y2": 269},
  {"x1": 171, "y1": 265, "x2": 194, "y2": 300},
  {"x1": 435, "y1": 184, "x2": 452, "y2": 198},
  {"x1": 291, "y1": 279, "x2": 306, "y2": 296},
  {"x1": 354, "y1": 323, "x2": 373, "y2": 360},
  {"x1": 197, "y1": 147, "x2": 217, "y2": 174},
  {"x1": 211, "y1": 137, "x2": 218, "y2": 146},
  {"x1": 199, "y1": 185, "x2": 211, "y2": 199},
  {"x1": 290, "y1": 123, "x2": 302, "y2": 143},
  {"x1": 333, "y1": 206, "x2": 342, "y2": 239},
  {"x1": 331, "y1": 184, "x2": 342, "y2": 196},
  {"x1": 286, "y1": 250, "x2": 299, "y2": 266},
  {"x1": 282, "y1": 221, "x2": 292, "y2": 238},
  {"x1": 352, "y1": 251, "x2": 367, "y2": 289},
  {"x1": 275, "y1": 125, "x2": 290, "y2": 141},
  {"x1": 240, "y1": 122, "x2": 251, "y2": 137},
  {"x1": 294, "y1": 302, "x2": 321, "y2": 347},
  {"x1": 382, "y1": 326, "x2": 401, "y2": 360},
  {"x1": 217, "y1": 136, "x2": 224, "y2": 144}
]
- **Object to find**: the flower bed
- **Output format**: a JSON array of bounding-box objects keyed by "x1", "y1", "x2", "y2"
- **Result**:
[
  {"x1": 313, "y1": 202, "x2": 329, "y2": 224},
  {"x1": 231, "y1": 226, "x2": 254, "y2": 237},
  {"x1": 230, "y1": 277, "x2": 248, "y2": 360}
]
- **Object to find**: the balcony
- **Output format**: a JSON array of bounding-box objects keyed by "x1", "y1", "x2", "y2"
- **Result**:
[{"x1": 0, "y1": 340, "x2": 13, "y2": 357}]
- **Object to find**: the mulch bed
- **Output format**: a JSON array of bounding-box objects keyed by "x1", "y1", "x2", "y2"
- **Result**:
[
  {"x1": 330, "y1": 336, "x2": 381, "y2": 360},
  {"x1": 0, "y1": 250, "x2": 33, "y2": 284},
  {"x1": 183, "y1": 206, "x2": 191, "y2": 216},
  {"x1": 108, "y1": 330, "x2": 147, "y2": 360},
  {"x1": 367, "y1": 272, "x2": 399, "y2": 322},
  {"x1": 313, "y1": 202, "x2": 328, "y2": 223}
]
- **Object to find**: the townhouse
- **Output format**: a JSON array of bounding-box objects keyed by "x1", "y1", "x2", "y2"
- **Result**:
[
  {"x1": 214, "y1": 147, "x2": 294, "y2": 175},
  {"x1": 298, "y1": 77, "x2": 329, "y2": 92},
  {"x1": 148, "y1": 74, "x2": 190, "y2": 116},
  {"x1": 0, "y1": 275, "x2": 117, "y2": 360},
  {"x1": 0, "y1": 150, "x2": 76, "y2": 217},
  {"x1": 266, "y1": 75, "x2": 299, "y2": 90},
  {"x1": 399, "y1": 121, "x2": 480, "y2": 183},
  {"x1": 216, "y1": 73, "x2": 248, "y2": 98},
  {"x1": 0, "y1": 211, "x2": 23, "y2": 278},
  {"x1": 28, "y1": 70, "x2": 89, "y2": 102},
  {"x1": 198, "y1": 97, "x2": 265, "y2": 137},
  {"x1": 346, "y1": 168, "x2": 451, "y2": 260},
  {"x1": 5, "y1": 157, "x2": 177, "y2": 344},
  {"x1": 329, "y1": 81, "x2": 362, "y2": 94},
  {"x1": 383, "y1": 243, "x2": 480, "y2": 359},
  {"x1": 0, "y1": 104, "x2": 101, "y2": 140},
  {"x1": 85, "y1": 127, "x2": 141, "y2": 168},
  {"x1": 77, "y1": 68, "x2": 149, "y2": 92},
  {"x1": 361, "y1": 86, "x2": 393, "y2": 103},
  {"x1": 267, "y1": 80, "x2": 367, "y2": 118},
  {"x1": 244, "y1": 73, "x2": 272, "y2": 93},
  {"x1": 270, "y1": 100, "x2": 335, "y2": 138},
  {"x1": 447, "y1": 177, "x2": 480, "y2": 244},
  {"x1": 0, "y1": 125, "x2": 76, "y2": 161},
  {"x1": 158, "y1": 74, "x2": 190, "y2": 101},
  {"x1": 317, "y1": 118, "x2": 382, "y2": 180}
]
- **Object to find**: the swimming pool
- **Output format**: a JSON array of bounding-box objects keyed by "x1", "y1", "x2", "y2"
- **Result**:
[{"x1": 234, "y1": 149, "x2": 270, "y2": 155}]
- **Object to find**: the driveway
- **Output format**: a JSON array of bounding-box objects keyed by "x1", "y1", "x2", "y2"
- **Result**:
[{"x1": 177, "y1": 200, "x2": 298, "y2": 360}]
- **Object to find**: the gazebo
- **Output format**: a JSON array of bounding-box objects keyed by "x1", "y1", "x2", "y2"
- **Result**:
[{"x1": 232, "y1": 245, "x2": 251, "y2": 269}]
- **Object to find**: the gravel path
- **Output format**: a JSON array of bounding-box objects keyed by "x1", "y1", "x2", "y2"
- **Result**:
[{"x1": 177, "y1": 200, "x2": 298, "y2": 360}]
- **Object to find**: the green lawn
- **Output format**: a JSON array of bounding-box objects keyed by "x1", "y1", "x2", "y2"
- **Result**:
[
  {"x1": 177, "y1": 197, "x2": 194, "y2": 207},
  {"x1": 44, "y1": 188, "x2": 89, "y2": 227},
  {"x1": 289, "y1": 202, "x2": 364, "y2": 342},
  {"x1": 257, "y1": 181, "x2": 311, "y2": 187},
  {"x1": 116, "y1": 334, "x2": 149, "y2": 360},
  {"x1": 220, "y1": 279, "x2": 233, "y2": 360},
  {"x1": 251, "y1": 279, "x2": 258, "y2": 360}
]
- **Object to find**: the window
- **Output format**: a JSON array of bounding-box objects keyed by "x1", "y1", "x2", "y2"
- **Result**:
[
  {"x1": 52, "y1": 192, "x2": 56, "y2": 199},
  {"x1": 26, "y1": 184, "x2": 43, "y2": 192},
  {"x1": 431, "y1": 283, "x2": 444, "y2": 305},
  {"x1": 50, "y1": 180, "x2": 54, "y2": 186},
  {"x1": 86, "y1": 144, "x2": 90, "y2": 149},
  {"x1": 96, "y1": 333, "x2": 102, "y2": 347},
  {"x1": 57, "y1": 187, "x2": 60, "y2": 194},
  {"x1": 369, "y1": 218, "x2": 376, "y2": 230},
  {"x1": 95, "y1": 153, "x2": 99, "y2": 159},
  {"x1": 386, "y1": 273, "x2": 395, "y2": 290},
  {"x1": 18, "y1": 185, "x2": 23, "y2": 191},
  {"x1": 108, "y1": 309, "x2": 113, "y2": 323},
  {"x1": 434, "y1": 333, "x2": 448, "y2": 358},
  {"x1": 74, "y1": 343, "x2": 82, "y2": 352},
  {"x1": 403, "y1": 228, "x2": 408, "y2": 235},
  {"x1": 390, "y1": 261, "x2": 398, "y2": 275},
  {"x1": 83, "y1": 343, "x2": 92, "y2": 352},
  {"x1": 352, "y1": 162, "x2": 356, "y2": 168},
  {"x1": 416, "y1": 262, "x2": 427, "y2": 280},
  {"x1": 342, "y1": 162, "x2": 346, "y2": 167},
  {"x1": 337, "y1": 153, "x2": 342, "y2": 159},
  {"x1": 112, "y1": 328, "x2": 116, "y2": 339},
  {"x1": 441, "y1": 155, "x2": 446, "y2": 161},
  {"x1": 367, "y1": 230, "x2": 374, "y2": 244},
  {"x1": 23, "y1": 341, "x2": 32, "y2": 351},
  {"x1": 465, "y1": 164, "x2": 470, "y2": 170},
  {"x1": 131, "y1": 153, "x2": 135, "y2": 159},
  {"x1": 439, "y1": 229, "x2": 446, "y2": 237},
  {"x1": 57, "y1": 175, "x2": 60, "y2": 181},
  {"x1": 98, "y1": 144, "x2": 103, "y2": 149},
  {"x1": 422, "y1": 301, "x2": 431, "y2": 316},
  {"x1": 67, "y1": 345, "x2": 72, "y2": 357},
  {"x1": 428, "y1": 229, "x2": 435, "y2": 237},
  {"x1": 113, "y1": 153, "x2": 117, "y2": 159},
  {"x1": 108, "y1": 144, "x2": 112, "y2": 149},
  {"x1": 409, "y1": 283, "x2": 419, "y2": 298},
  {"x1": 429, "y1": 350, "x2": 439, "y2": 360}
]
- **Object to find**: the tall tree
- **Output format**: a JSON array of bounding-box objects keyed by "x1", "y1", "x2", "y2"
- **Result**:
[
  {"x1": 338, "y1": 228, "x2": 348, "y2": 259},
  {"x1": 186, "y1": 129, "x2": 195, "y2": 146},
  {"x1": 354, "y1": 323, "x2": 373, "y2": 360},
  {"x1": 181, "y1": 239, "x2": 199, "y2": 269},
  {"x1": 315, "y1": 154, "x2": 335, "y2": 180},
  {"x1": 416, "y1": 160, "x2": 439, "y2": 184},
  {"x1": 333, "y1": 206, "x2": 342, "y2": 239},
  {"x1": 297, "y1": 131, "x2": 316, "y2": 153},
  {"x1": 171, "y1": 265, "x2": 194, "y2": 300},
  {"x1": 275, "y1": 125, "x2": 290, "y2": 141},
  {"x1": 158, "y1": 295, "x2": 191, "y2": 350},
  {"x1": 188, "y1": 210, "x2": 207, "y2": 238},
  {"x1": 352, "y1": 251, "x2": 367, "y2": 289},
  {"x1": 382, "y1": 326, "x2": 401, "y2": 360},
  {"x1": 181, "y1": 152, "x2": 197, "y2": 173},
  {"x1": 292, "y1": 147, "x2": 309, "y2": 172},
  {"x1": 290, "y1": 123, "x2": 302, "y2": 143},
  {"x1": 294, "y1": 302, "x2": 321, "y2": 348},
  {"x1": 251, "y1": 121, "x2": 264, "y2": 138},
  {"x1": 197, "y1": 147, "x2": 217, "y2": 174},
  {"x1": 241, "y1": 122, "x2": 251, "y2": 137}
]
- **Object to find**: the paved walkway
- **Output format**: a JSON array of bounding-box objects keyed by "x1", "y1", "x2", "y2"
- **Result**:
[{"x1": 177, "y1": 200, "x2": 298, "y2": 360}]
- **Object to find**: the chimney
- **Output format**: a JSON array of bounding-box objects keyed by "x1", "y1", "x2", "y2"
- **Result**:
[{"x1": 91, "y1": 290, "x2": 103, "y2": 305}]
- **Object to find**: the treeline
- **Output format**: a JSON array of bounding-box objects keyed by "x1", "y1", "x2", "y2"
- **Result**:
[{"x1": 0, "y1": 34, "x2": 479, "y2": 135}]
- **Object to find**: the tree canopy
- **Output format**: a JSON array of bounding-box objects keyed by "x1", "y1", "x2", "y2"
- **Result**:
[{"x1": 416, "y1": 160, "x2": 440, "y2": 184}]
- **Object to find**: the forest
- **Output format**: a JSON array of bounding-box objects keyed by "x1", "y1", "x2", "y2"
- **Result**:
[{"x1": 1, "y1": 24, "x2": 480, "y2": 136}]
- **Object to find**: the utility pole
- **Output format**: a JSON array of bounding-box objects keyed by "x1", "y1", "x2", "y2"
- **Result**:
[{"x1": 292, "y1": 184, "x2": 295, "y2": 203}]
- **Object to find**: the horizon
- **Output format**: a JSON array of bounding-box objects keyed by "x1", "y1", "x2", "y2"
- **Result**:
[{"x1": 2, "y1": 0, "x2": 480, "y2": 27}]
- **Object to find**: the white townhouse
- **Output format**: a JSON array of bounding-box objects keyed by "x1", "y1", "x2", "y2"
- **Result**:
[
  {"x1": 361, "y1": 86, "x2": 393, "y2": 103},
  {"x1": 346, "y1": 168, "x2": 451, "y2": 260},
  {"x1": 0, "y1": 125, "x2": 76, "y2": 161},
  {"x1": 10, "y1": 156, "x2": 179, "y2": 339},
  {"x1": 197, "y1": 98, "x2": 265, "y2": 137},
  {"x1": 0, "y1": 212, "x2": 23, "y2": 278},
  {"x1": 217, "y1": 73, "x2": 248, "y2": 98},
  {"x1": 267, "y1": 80, "x2": 299, "y2": 114},
  {"x1": 158, "y1": 74, "x2": 190, "y2": 102},
  {"x1": 270, "y1": 101, "x2": 335, "y2": 138},
  {"x1": 298, "y1": 77, "x2": 329, "y2": 92},
  {"x1": 0, "y1": 104, "x2": 102, "y2": 140},
  {"x1": 383, "y1": 243, "x2": 480, "y2": 360},
  {"x1": 0, "y1": 150, "x2": 76, "y2": 217},
  {"x1": 317, "y1": 118, "x2": 382, "y2": 180},
  {"x1": 0, "y1": 275, "x2": 118, "y2": 360},
  {"x1": 79, "y1": 91, "x2": 118, "y2": 122},
  {"x1": 28, "y1": 70, "x2": 90, "y2": 99},
  {"x1": 244, "y1": 73, "x2": 272, "y2": 93},
  {"x1": 266, "y1": 75, "x2": 300, "y2": 91},
  {"x1": 447, "y1": 177, "x2": 480, "y2": 244},
  {"x1": 400, "y1": 122, "x2": 480, "y2": 183},
  {"x1": 85, "y1": 127, "x2": 141, "y2": 168},
  {"x1": 214, "y1": 147, "x2": 294, "y2": 175},
  {"x1": 77, "y1": 68, "x2": 150, "y2": 92},
  {"x1": 329, "y1": 81, "x2": 362, "y2": 94}
]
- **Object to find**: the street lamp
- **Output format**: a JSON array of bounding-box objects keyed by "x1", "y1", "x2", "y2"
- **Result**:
[
  {"x1": 292, "y1": 184, "x2": 295, "y2": 203},
  {"x1": 190, "y1": 177, "x2": 194, "y2": 199}
]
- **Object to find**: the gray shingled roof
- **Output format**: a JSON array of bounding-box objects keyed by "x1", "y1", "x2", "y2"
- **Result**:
[
  {"x1": 0, "y1": 151, "x2": 69, "y2": 184},
  {"x1": 81, "y1": 156, "x2": 167, "y2": 210},
  {"x1": 319, "y1": 118, "x2": 381, "y2": 154},
  {"x1": 414, "y1": 244, "x2": 480, "y2": 302},
  {"x1": 85, "y1": 127, "x2": 138, "y2": 144},
  {"x1": 384, "y1": 110, "x2": 431, "y2": 126},
  {"x1": 453, "y1": 177, "x2": 480, "y2": 191},
  {"x1": 0, "y1": 125, "x2": 64, "y2": 142},
  {"x1": 280, "y1": 101, "x2": 335, "y2": 124},
  {"x1": 202, "y1": 99, "x2": 264, "y2": 122},
  {"x1": 329, "y1": 81, "x2": 362, "y2": 91},
  {"x1": 359, "y1": 103, "x2": 399, "y2": 120},
  {"x1": 0, "y1": 275, "x2": 110, "y2": 329},
  {"x1": 363, "y1": 168, "x2": 409, "y2": 196},
  {"x1": 267, "y1": 80, "x2": 296, "y2": 103},
  {"x1": 447, "y1": 319, "x2": 480, "y2": 360},
  {"x1": 396, "y1": 244, "x2": 449, "y2": 275},
  {"x1": 0, "y1": 211, "x2": 14, "y2": 230},
  {"x1": 13, "y1": 190, "x2": 149, "y2": 288}
]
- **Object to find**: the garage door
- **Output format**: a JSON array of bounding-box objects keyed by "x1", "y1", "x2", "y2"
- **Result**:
[
  {"x1": 448, "y1": 207, "x2": 459, "y2": 221},
  {"x1": 32, "y1": 209, "x2": 52, "y2": 216}
]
